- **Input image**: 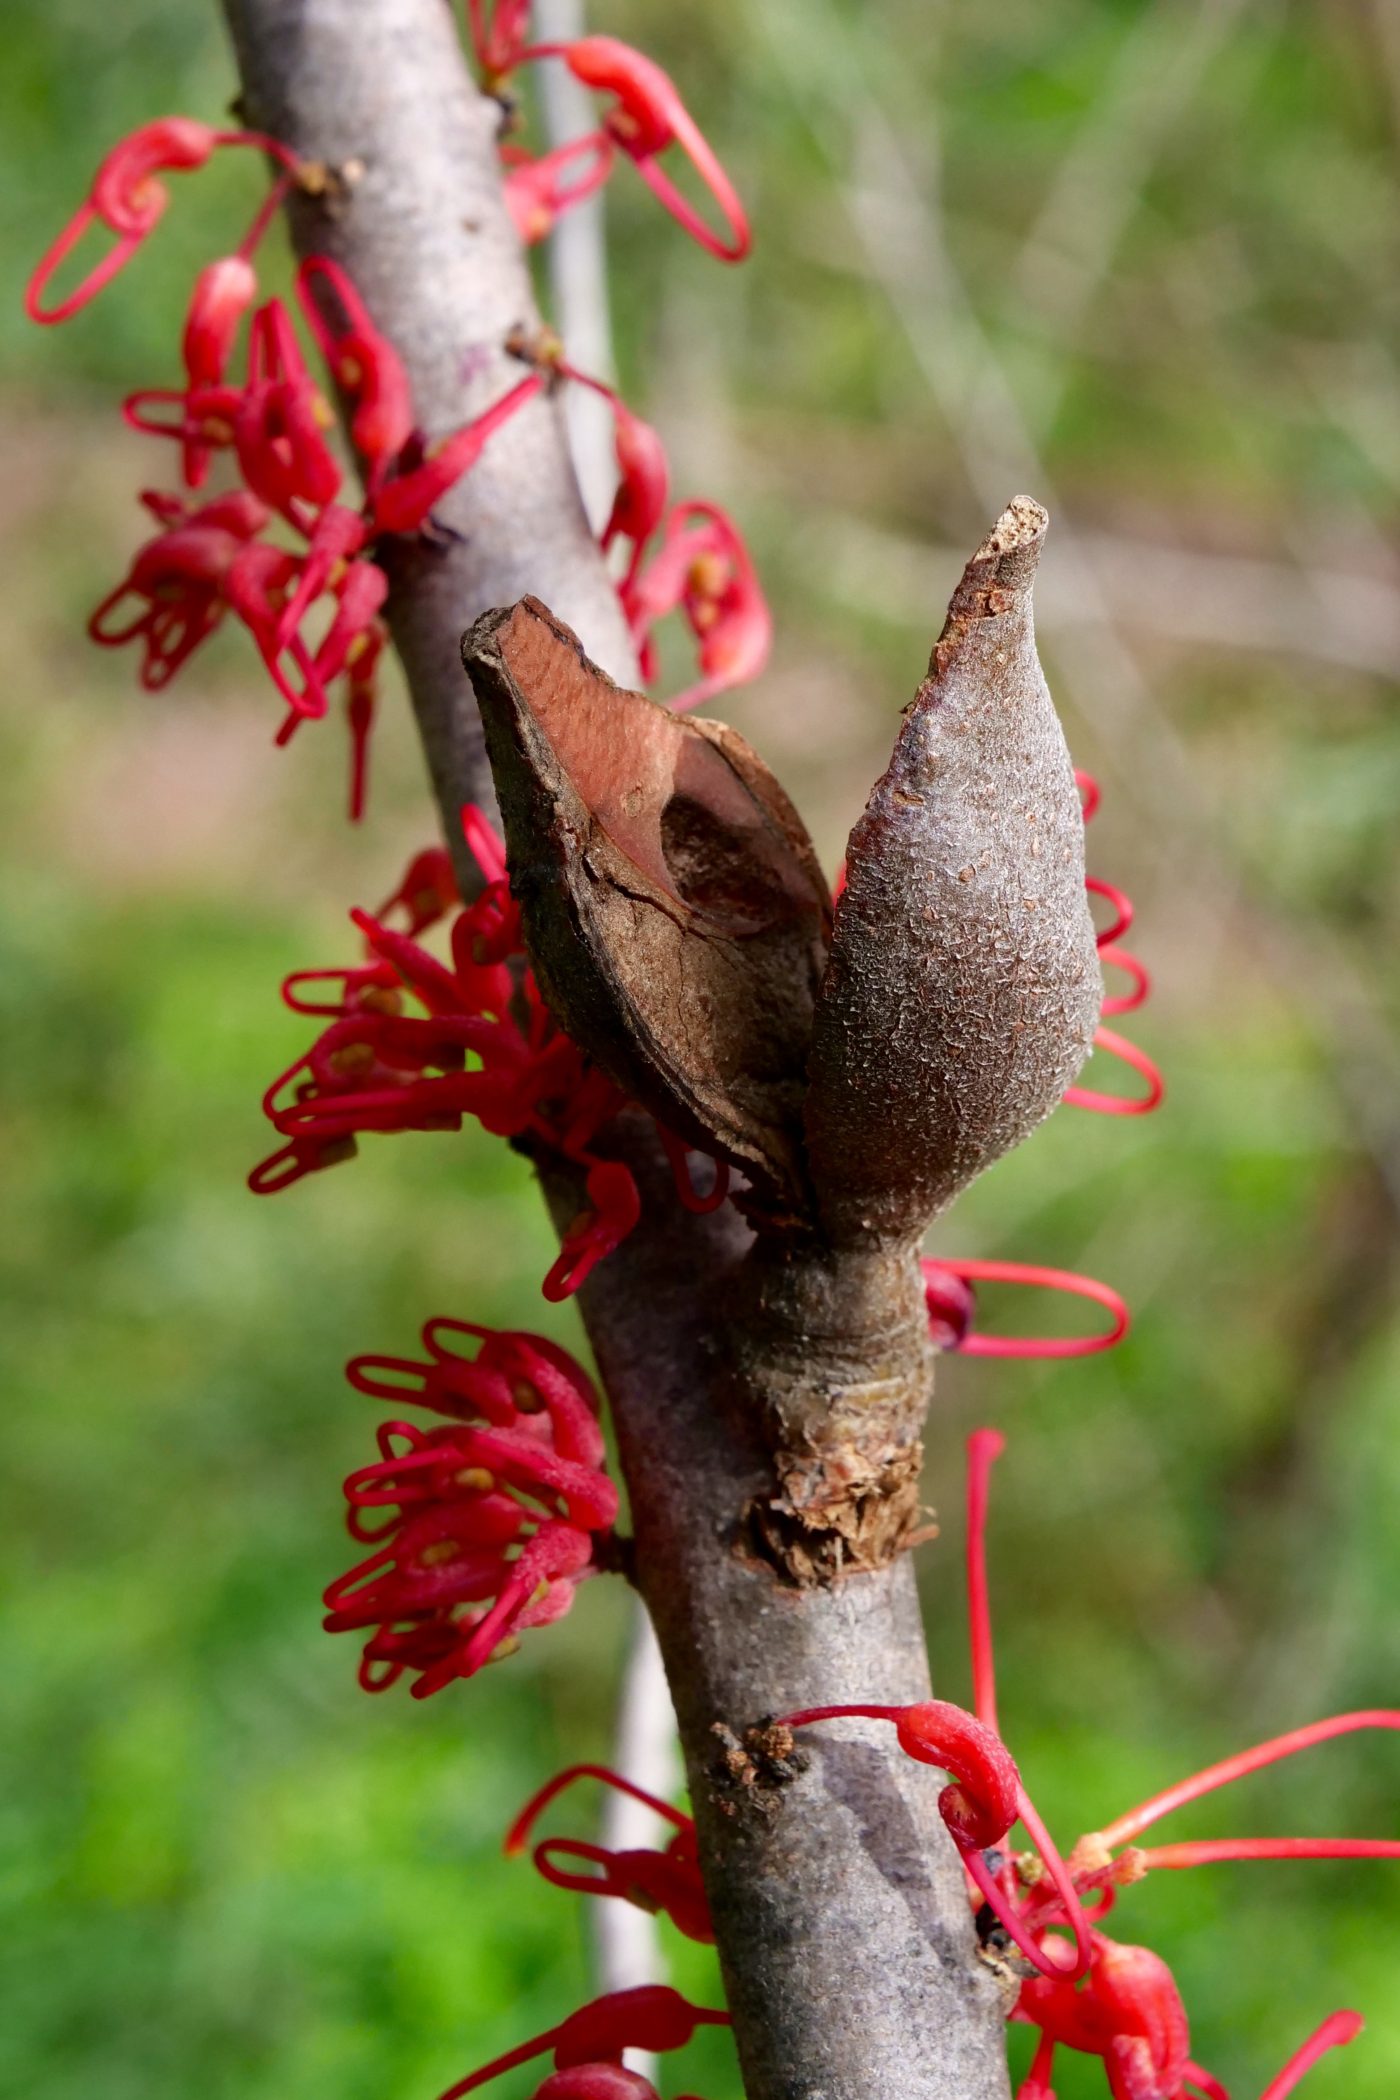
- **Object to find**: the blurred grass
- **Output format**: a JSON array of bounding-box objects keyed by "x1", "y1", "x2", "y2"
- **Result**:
[{"x1": 3, "y1": 1, "x2": 1399, "y2": 2097}]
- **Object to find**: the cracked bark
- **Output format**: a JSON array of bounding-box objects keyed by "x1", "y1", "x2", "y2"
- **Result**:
[{"x1": 220, "y1": 2, "x2": 1013, "y2": 2093}]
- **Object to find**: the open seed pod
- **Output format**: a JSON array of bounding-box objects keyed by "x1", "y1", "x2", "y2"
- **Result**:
[{"x1": 463, "y1": 596, "x2": 831, "y2": 1207}]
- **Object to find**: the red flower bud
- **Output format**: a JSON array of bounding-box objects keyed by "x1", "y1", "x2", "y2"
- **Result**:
[
  {"x1": 295, "y1": 256, "x2": 416, "y2": 482},
  {"x1": 559, "y1": 37, "x2": 749, "y2": 261}
]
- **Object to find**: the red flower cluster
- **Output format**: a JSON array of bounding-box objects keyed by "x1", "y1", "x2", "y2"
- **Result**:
[
  {"x1": 467, "y1": 3, "x2": 750, "y2": 261},
  {"x1": 29, "y1": 125, "x2": 542, "y2": 818},
  {"x1": 325, "y1": 1318, "x2": 618, "y2": 1697},
  {"x1": 29, "y1": 49, "x2": 770, "y2": 805},
  {"x1": 503, "y1": 1429, "x2": 1396, "y2": 2098},
  {"x1": 971, "y1": 1429, "x2": 1393, "y2": 2098},
  {"x1": 436, "y1": 1982, "x2": 729, "y2": 2100},
  {"x1": 252, "y1": 808, "x2": 728, "y2": 1300}
]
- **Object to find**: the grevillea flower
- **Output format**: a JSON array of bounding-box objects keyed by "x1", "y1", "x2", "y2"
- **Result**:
[
  {"x1": 922, "y1": 1257, "x2": 1130, "y2": 1360},
  {"x1": 477, "y1": 17, "x2": 749, "y2": 261},
  {"x1": 35, "y1": 122, "x2": 545, "y2": 823},
  {"x1": 249, "y1": 812, "x2": 726, "y2": 1299},
  {"x1": 543, "y1": 37, "x2": 750, "y2": 263},
  {"x1": 777, "y1": 1694, "x2": 1092, "y2": 1983},
  {"x1": 326, "y1": 1319, "x2": 617, "y2": 1697},
  {"x1": 505, "y1": 1764, "x2": 713, "y2": 1944},
  {"x1": 435, "y1": 1984, "x2": 728, "y2": 2100},
  {"x1": 957, "y1": 1429, "x2": 1397, "y2": 2098},
  {"x1": 623, "y1": 500, "x2": 772, "y2": 713},
  {"x1": 87, "y1": 487, "x2": 270, "y2": 689},
  {"x1": 25, "y1": 118, "x2": 300, "y2": 325},
  {"x1": 365, "y1": 373, "x2": 542, "y2": 537},
  {"x1": 543, "y1": 1432, "x2": 1394, "y2": 2090}
]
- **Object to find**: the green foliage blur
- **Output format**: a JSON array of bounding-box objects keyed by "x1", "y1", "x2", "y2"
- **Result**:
[{"x1": 3, "y1": 2, "x2": 1398, "y2": 2097}]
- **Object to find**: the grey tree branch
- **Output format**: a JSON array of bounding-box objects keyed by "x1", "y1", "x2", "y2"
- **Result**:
[{"x1": 219, "y1": 3, "x2": 1011, "y2": 2094}]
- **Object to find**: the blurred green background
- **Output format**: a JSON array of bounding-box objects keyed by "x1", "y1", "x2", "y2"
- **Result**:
[{"x1": 4, "y1": 1, "x2": 1399, "y2": 2095}]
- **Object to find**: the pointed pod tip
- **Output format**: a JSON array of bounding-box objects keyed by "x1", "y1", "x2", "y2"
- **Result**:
[{"x1": 975, "y1": 493, "x2": 1047, "y2": 559}]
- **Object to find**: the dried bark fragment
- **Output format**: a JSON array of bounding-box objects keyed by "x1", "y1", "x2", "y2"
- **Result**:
[
  {"x1": 463, "y1": 597, "x2": 832, "y2": 1204},
  {"x1": 805, "y1": 497, "x2": 1101, "y2": 1244}
]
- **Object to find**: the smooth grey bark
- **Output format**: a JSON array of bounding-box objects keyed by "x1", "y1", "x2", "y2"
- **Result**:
[{"x1": 219, "y1": 3, "x2": 1012, "y2": 2093}]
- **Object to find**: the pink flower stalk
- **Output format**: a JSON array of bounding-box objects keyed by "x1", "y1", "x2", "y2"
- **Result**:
[
  {"x1": 922, "y1": 1257, "x2": 1130, "y2": 1360},
  {"x1": 505, "y1": 1764, "x2": 713, "y2": 1944},
  {"x1": 624, "y1": 501, "x2": 771, "y2": 713},
  {"x1": 503, "y1": 136, "x2": 616, "y2": 246},
  {"x1": 25, "y1": 118, "x2": 299, "y2": 325},
  {"x1": 326, "y1": 1320, "x2": 617, "y2": 1697},
  {"x1": 466, "y1": 0, "x2": 534, "y2": 85},
  {"x1": 435, "y1": 1985, "x2": 728, "y2": 2100}
]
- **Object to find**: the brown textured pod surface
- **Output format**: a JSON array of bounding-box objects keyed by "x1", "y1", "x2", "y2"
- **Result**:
[
  {"x1": 805, "y1": 497, "x2": 1101, "y2": 1244},
  {"x1": 464, "y1": 597, "x2": 832, "y2": 1204}
]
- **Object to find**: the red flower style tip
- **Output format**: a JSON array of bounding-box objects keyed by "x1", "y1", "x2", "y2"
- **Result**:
[
  {"x1": 505, "y1": 1764, "x2": 713, "y2": 1944},
  {"x1": 625, "y1": 501, "x2": 771, "y2": 713},
  {"x1": 435, "y1": 1985, "x2": 728, "y2": 2100},
  {"x1": 172, "y1": 254, "x2": 258, "y2": 484},
  {"x1": 295, "y1": 256, "x2": 416, "y2": 486},
  {"x1": 1258, "y1": 2013, "x2": 1363, "y2": 2100},
  {"x1": 325, "y1": 1319, "x2": 617, "y2": 1698},
  {"x1": 27, "y1": 117, "x2": 298, "y2": 325},
  {"x1": 922, "y1": 1257, "x2": 1130, "y2": 1360},
  {"x1": 601, "y1": 399, "x2": 669, "y2": 581},
  {"x1": 503, "y1": 135, "x2": 616, "y2": 246}
]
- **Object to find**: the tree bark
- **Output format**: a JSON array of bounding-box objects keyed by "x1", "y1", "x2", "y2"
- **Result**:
[{"x1": 219, "y1": 3, "x2": 1011, "y2": 2093}]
